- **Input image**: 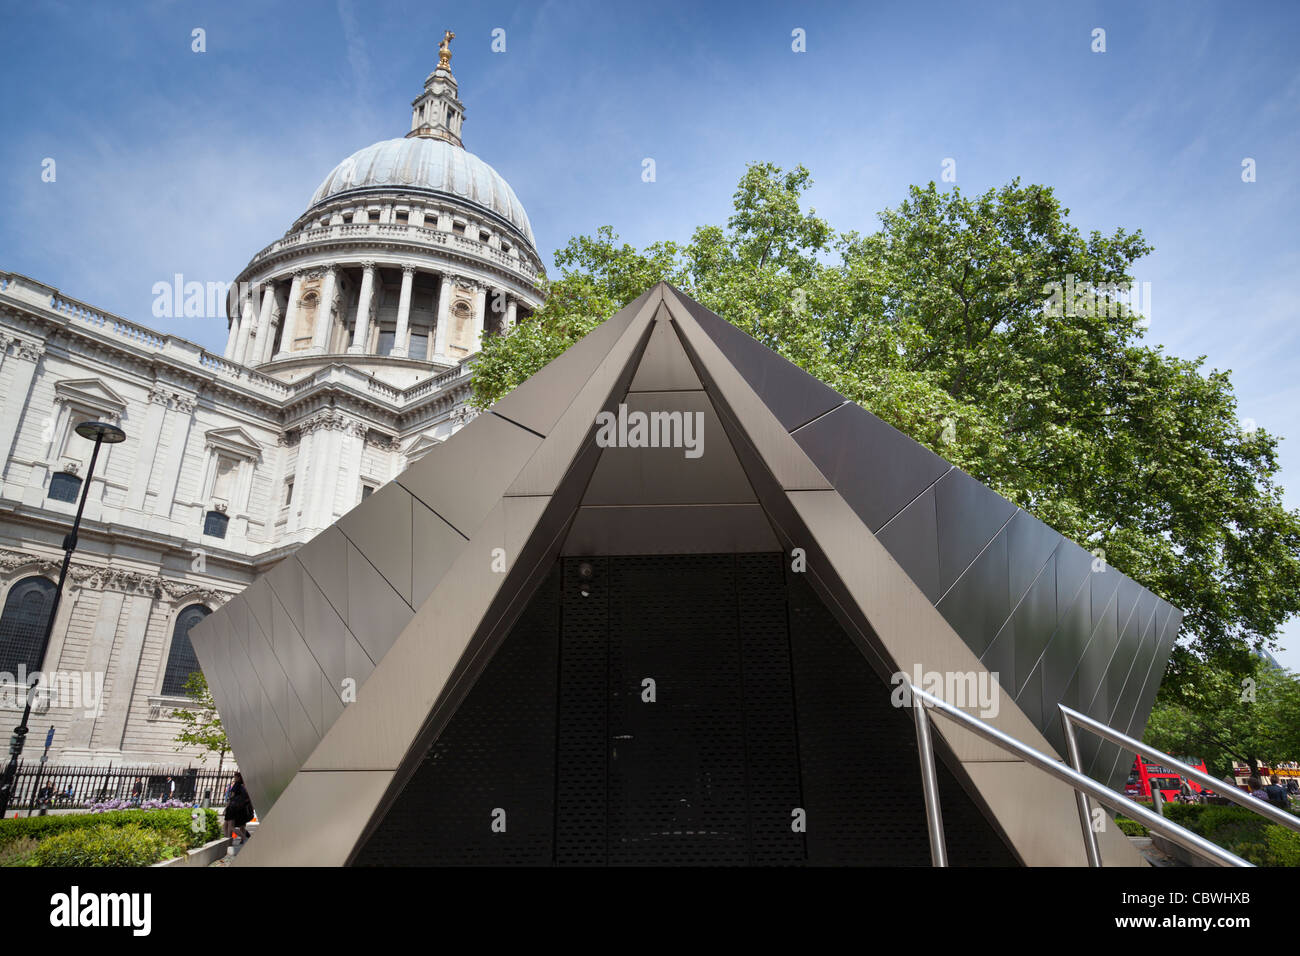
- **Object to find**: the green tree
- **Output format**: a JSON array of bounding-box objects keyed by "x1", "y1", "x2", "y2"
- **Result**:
[
  {"x1": 473, "y1": 163, "x2": 1300, "y2": 671},
  {"x1": 1145, "y1": 657, "x2": 1300, "y2": 777},
  {"x1": 169, "y1": 671, "x2": 230, "y2": 774}
]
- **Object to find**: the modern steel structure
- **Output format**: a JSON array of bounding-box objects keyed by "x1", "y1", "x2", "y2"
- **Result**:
[{"x1": 191, "y1": 284, "x2": 1181, "y2": 866}]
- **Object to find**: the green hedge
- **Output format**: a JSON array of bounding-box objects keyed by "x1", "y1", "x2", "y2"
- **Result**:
[
  {"x1": 1114, "y1": 818, "x2": 1148, "y2": 837},
  {"x1": 1159, "y1": 802, "x2": 1300, "y2": 866},
  {"x1": 29, "y1": 823, "x2": 190, "y2": 867},
  {"x1": 0, "y1": 808, "x2": 219, "y2": 850}
]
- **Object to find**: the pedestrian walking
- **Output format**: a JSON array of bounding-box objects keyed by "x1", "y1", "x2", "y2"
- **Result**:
[{"x1": 223, "y1": 771, "x2": 255, "y2": 843}]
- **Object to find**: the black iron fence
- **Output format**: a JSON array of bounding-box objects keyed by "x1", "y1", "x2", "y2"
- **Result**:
[{"x1": 4, "y1": 762, "x2": 237, "y2": 813}]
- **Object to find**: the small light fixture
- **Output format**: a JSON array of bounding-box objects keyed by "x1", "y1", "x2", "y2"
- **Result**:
[{"x1": 578, "y1": 561, "x2": 595, "y2": 598}]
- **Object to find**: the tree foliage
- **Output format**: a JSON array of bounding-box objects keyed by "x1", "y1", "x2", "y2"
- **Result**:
[
  {"x1": 1145, "y1": 656, "x2": 1300, "y2": 776},
  {"x1": 169, "y1": 671, "x2": 229, "y2": 769},
  {"x1": 474, "y1": 162, "x2": 1300, "y2": 671}
]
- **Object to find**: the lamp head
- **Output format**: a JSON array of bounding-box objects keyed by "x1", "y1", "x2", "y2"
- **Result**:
[{"x1": 74, "y1": 421, "x2": 126, "y2": 444}]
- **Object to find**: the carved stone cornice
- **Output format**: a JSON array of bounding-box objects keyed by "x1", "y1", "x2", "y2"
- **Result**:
[
  {"x1": 85, "y1": 567, "x2": 166, "y2": 595},
  {"x1": 362, "y1": 428, "x2": 399, "y2": 449},
  {"x1": 450, "y1": 405, "x2": 480, "y2": 428},
  {"x1": 147, "y1": 384, "x2": 197, "y2": 413},
  {"x1": 156, "y1": 580, "x2": 233, "y2": 607},
  {"x1": 299, "y1": 409, "x2": 352, "y2": 434},
  {"x1": 0, "y1": 549, "x2": 63, "y2": 580},
  {"x1": 0, "y1": 549, "x2": 234, "y2": 605}
]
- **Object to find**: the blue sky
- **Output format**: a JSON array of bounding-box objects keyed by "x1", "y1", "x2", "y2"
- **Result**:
[{"x1": 2, "y1": 0, "x2": 1298, "y2": 667}]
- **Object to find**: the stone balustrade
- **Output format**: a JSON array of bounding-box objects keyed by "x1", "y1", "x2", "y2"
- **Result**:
[
  {"x1": 1, "y1": 271, "x2": 490, "y2": 418},
  {"x1": 244, "y1": 221, "x2": 540, "y2": 281}
]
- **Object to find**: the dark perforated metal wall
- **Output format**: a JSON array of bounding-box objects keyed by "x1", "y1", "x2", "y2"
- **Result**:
[
  {"x1": 786, "y1": 572, "x2": 1018, "y2": 866},
  {"x1": 353, "y1": 567, "x2": 560, "y2": 866},
  {"x1": 355, "y1": 554, "x2": 1018, "y2": 866}
]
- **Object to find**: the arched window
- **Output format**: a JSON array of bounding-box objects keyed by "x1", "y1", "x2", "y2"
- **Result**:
[
  {"x1": 161, "y1": 604, "x2": 210, "y2": 696},
  {"x1": 0, "y1": 576, "x2": 57, "y2": 675}
]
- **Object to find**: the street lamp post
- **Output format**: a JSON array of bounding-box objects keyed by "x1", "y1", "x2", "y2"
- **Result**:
[{"x1": 0, "y1": 421, "x2": 125, "y2": 817}]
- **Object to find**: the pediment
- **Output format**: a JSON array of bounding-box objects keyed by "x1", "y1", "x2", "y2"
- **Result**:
[
  {"x1": 404, "y1": 433, "x2": 443, "y2": 463},
  {"x1": 53, "y1": 378, "x2": 128, "y2": 414},
  {"x1": 205, "y1": 425, "x2": 263, "y2": 460}
]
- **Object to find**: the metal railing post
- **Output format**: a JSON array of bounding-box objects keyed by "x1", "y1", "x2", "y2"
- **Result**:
[
  {"x1": 907, "y1": 684, "x2": 1251, "y2": 866},
  {"x1": 911, "y1": 692, "x2": 948, "y2": 867},
  {"x1": 1059, "y1": 704, "x2": 1103, "y2": 867}
]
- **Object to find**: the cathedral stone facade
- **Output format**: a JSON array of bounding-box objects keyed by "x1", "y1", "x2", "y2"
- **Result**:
[{"x1": 0, "y1": 44, "x2": 541, "y2": 768}]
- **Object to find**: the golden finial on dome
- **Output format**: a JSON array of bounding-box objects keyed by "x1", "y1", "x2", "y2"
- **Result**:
[{"x1": 438, "y1": 30, "x2": 455, "y2": 71}]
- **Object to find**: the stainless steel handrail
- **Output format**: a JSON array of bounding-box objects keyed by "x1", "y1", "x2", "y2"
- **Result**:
[
  {"x1": 1059, "y1": 702, "x2": 1300, "y2": 866},
  {"x1": 906, "y1": 684, "x2": 1252, "y2": 867}
]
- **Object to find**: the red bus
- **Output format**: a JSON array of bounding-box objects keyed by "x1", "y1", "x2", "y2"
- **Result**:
[{"x1": 1124, "y1": 755, "x2": 1211, "y2": 802}]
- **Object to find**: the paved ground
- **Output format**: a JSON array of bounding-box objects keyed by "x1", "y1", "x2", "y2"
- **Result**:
[
  {"x1": 207, "y1": 824, "x2": 257, "y2": 866},
  {"x1": 1130, "y1": 836, "x2": 1184, "y2": 866},
  {"x1": 209, "y1": 835, "x2": 1180, "y2": 867}
]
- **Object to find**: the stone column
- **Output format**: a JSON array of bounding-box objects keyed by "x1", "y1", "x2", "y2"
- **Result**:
[
  {"x1": 0, "y1": 341, "x2": 43, "y2": 472},
  {"x1": 391, "y1": 265, "x2": 415, "y2": 357},
  {"x1": 287, "y1": 428, "x2": 313, "y2": 535},
  {"x1": 254, "y1": 281, "x2": 277, "y2": 364},
  {"x1": 506, "y1": 297, "x2": 518, "y2": 330},
  {"x1": 274, "y1": 272, "x2": 304, "y2": 359},
  {"x1": 233, "y1": 287, "x2": 256, "y2": 363},
  {"x1": 153, "y1": 394, "x2": 197, "y2": 533},
  {"x1": 312, "y1": 266, "x2": 339, "y2": 353},
  {"x1": 124, "y1": 386, "x2": 170, "y2": 512},
  {"x1": 350, "y1": 262, "x2": 376, "y2": 354},
  {"x1": 315, "y1": 419, "x2": 361, "y2": 527},
  {"x1": 433, "y1": 272, "x2": 454, "y2": 359},
  {"x1": 64, "y1": 585, "x2": 126, "y2": 751},
  {"x1": 95, "y1": 584, "x2": 155, "y2": 752},
  {"x1": 223, "y1": 314, "x2": 240, "y2": 359},
  {"x1": 299, "y1": 413, "x2": 347, "y2": 532},
  {"x1": 471, "y1": 283, "x2": 487, "y2": 351}
]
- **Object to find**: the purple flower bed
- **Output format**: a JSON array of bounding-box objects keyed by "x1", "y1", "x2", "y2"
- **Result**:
[{"x1": 88, "y1": 798, "x2": 193, "y2": 812}]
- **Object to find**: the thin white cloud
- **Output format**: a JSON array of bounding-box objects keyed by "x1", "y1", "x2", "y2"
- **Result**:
[{"x1": 337, "y1": 0, "x2": 371, "y2": 98}]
